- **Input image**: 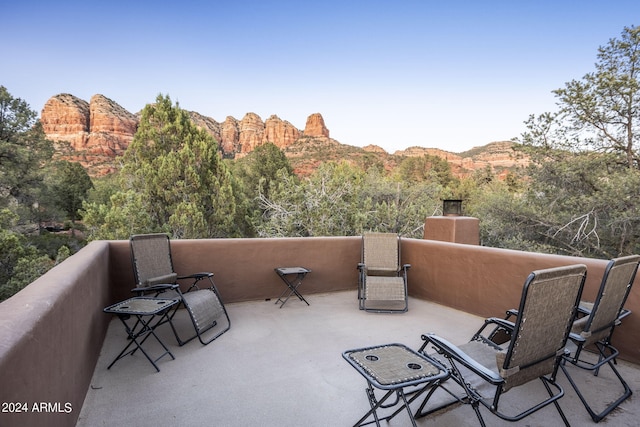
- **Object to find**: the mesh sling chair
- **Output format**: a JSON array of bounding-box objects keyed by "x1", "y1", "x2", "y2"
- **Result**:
[
  {"x1": 418, "y1": 264, "x2": 587, "y2": 427},
  {"x1": 357, "y1": 232, "x2": 411, "y2": 313},
  {"x1": 130, "y1": 233, "x2": 230, "y2": 346},
  {"x1": 558, "y1": 254, "x2": 640, "y2": 422}
]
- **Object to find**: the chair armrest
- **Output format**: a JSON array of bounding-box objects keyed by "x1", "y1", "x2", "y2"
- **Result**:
[
  {"x1": 576, "y1": 305, "x2": 630, "y2": 323},
  {"x1": 474, "y1": 317, "x2": 515, "y2": 347},
  {"x1": 357, "y1": 263, "x2": 365, "y2": 271},
  {"x1": 178, "y1": 272, "x2": 215, "y2": 292},
  {"x1": 568, "y1": 332, "x2": 586, "y2": 344},
  {"x1": 576, "y1": 306, "x2": 591, "y2": 316},
  {"x1": 564, "y1": 332, "x2": 587, "y2": 362},
  {"x1": 485, "y1": 317, "x2": 515, "y2": 331},
  {"x1": 131, "y1": 283, "x2": 179, "y2": 293},
  {"x1": 504, "y1": 308, "x2": 519, "y2": 321},
  {"x1": 618, "y1": 308, "x2": 631, "y2": 320},
  {"x1": 470, "y1": 317, "x2": 516, "y2": 335},
  {"x1": 177, "y1": 272, "x2": 213, "y2": 280},
  {"x1": 422, "y1": 333, "x2": 504, "y2": 385},
  {"x1": 402, "y1": 264, "x2": 411, "y2": 271}
]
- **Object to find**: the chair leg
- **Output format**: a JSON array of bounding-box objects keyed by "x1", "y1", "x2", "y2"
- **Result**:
[
  {"x1": 194, "y1": 303, "x2": 231, "y2": 345},
  {"x1": 177, "y1": 298, "x2": 231, "y2": 346},
  {"x1": 414, "y1": 382, "x2": 465, "y2": 419},
  {"x1": 470, "y1": 400, "x2": 487, "y2": 427},
  {"x1": 560, "y1": 358, "x2": 632, "y2": 422},
  {"x1": 168, "y1": 278, "x2": 231, "y2": 346},
  {"x1": 357, "y1": 273, "x2": 365, "y2": 310},
  {"x1": 541, "y1": 376, "x2": 571, "y2": 427},
  {"x1": 442, "y1": 358, "x2": 488, "y2": 427},
  {"x1": 446, "y1": 356, "x2": 569, "y2": 426},
  {"x1": 198, "y1": 278, "x2": 232, "y2": 344}
]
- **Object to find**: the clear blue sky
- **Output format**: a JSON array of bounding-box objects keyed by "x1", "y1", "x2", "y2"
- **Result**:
[{"x1": 2, "y1": 1, "x2": 638, "y2": 153}]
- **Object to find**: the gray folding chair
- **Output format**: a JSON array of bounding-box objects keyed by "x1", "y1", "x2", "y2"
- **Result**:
[
  {"x1": 559, "y1": 255, "x2": 639, "y2": 422},
  {"x1": 357, "y1": 232, "x2": 410, "y2": 313},
  {"x1": 130, "y1": 233, "x2": 230, "y2": 346},
  {"x1": 419, "y1": 264, "x2": 587, "y2": 427}
]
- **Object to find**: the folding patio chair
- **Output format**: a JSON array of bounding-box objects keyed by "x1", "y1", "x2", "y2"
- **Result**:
[
  {"x1": 559, "y1": 254, "x2": 640, "y2": 422},
  {"x1": 418, "y1": 264, "x2": 587, "y2": 427},
  {"x1": 130, "y1": 233, "x2": 230, "y2": 346},
  {"x1": 357, "y1": 232, "x2": 410, "y2": 313}
]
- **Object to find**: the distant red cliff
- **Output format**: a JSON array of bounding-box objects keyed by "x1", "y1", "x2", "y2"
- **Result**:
[{"x1": 40, "y1": 93, "x2": 527, "y2": 177}]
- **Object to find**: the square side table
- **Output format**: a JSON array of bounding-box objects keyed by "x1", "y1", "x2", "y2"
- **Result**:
[
  {"x1": 343, "y1": 343, "x2": 448, "y2": 426},
  {"x1": 274, "y1": 267, "x2": 311, "y2": 308},
  {"x1": 103, "y1": 296, "x2": 180, "y2": 372}
]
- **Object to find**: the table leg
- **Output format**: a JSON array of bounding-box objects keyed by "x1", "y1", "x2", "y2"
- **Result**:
[
  {"x1": 353, "y1": 385, "x2": 393, "y2": 427},
  {"x1": 353, "y1": 382, "x2": 435, "y2": 427},
  {"x1": 275, "y1": 272, "x2": 310, "y2": 308},
  {"x1": 107, "y1": 310, "x2": 175, "y2": 372}
]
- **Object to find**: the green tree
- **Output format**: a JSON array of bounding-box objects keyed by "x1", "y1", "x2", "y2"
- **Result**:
[
  {"x1": 257, "y1": 161, "x2": 366, "y2": 237},
  {"x1": 83, "y1": 190, "x2": 154, "y2": 240},
  {"x1": 468, "y1": 148, "x2": 640, "y2": 257},
  {"x1": 46, "y1": 160, "x2": 93, "y2": 227},
  {"x1": 0, "y1": 87, "x2": 75, "y2": 301},
  {"x1": 393, "y1": 154, "x2": 457, "y2": 187},
  {"x1": 0, "y1": 209, "x2": 54, "y2": 301},
  {"x1": 85, "y1": 173, "x2": 119, "y2": 206},
  {"x1": 0, "y1": 86, "x2": 54, "y2": 221},
  {"x1": 523, "y1": 26, "x2": 640, "y2": 168},
  {"x1": 256, "y1": 161, "x2": 441, "y2": 238},
  {"x1": 491, "y1": 26, "x2": 640, "y2": 257},
  {"x1": 243, "y1": 142, "x2": 293, "y2": 199},
  {"x1": 361, "y1": 168, "x2": 441, "y2": 236},
  {"x1": 84, "y1": 94, "x2": 238, "y2": 239},
  {"x1": 229, "y1": 142, "x2": 296, "y2": 236}
]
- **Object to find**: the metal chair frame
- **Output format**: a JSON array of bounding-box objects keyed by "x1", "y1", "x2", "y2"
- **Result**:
[
  {"x1": 130, "y1": 233, "x2": 231, "y2": 346},
  {"x1": 419, "y1": 264, "x2": 587, "y2": 427},
  {"x1": 559, "y1": 255, "x2": 639, "y2": 422},
  {"x1": 357, "y1": 232, "x2": 410, "y2": 313}
]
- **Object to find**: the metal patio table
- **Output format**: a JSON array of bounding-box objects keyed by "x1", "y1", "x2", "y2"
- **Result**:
[
  {"x1": 274, "y1": 267, "x2": 311, "y2": 308},
  {"x1": 343, "y1": 343, "x2": 449, "y2": 427},
  {"x1": 103, "y1": 296, "x2": 180, "y2": 372}
]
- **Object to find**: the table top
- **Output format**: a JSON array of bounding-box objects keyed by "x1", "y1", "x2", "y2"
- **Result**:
[
  {"x1": 275, "y1": 267, "x2": 311, "y2": 275},
  {"x1": 343, "y1": 343, "x2": 447, "y2": 389},
  {"x1": 104, "y1": 297, "x2": 180, "y2": 315}
]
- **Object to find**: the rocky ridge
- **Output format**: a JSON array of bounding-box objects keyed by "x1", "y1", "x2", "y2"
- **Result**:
[
  {"x1": 40, "y1": 93, "x2": 527, "y2": 177},
  {"x1": 41, "y1": 94, "x2": 137, "y2": 175}
]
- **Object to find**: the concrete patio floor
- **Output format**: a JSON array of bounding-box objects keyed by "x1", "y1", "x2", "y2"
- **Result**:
[{"x1": 77, "y1": 291, "x2": 640, "y2": 427}]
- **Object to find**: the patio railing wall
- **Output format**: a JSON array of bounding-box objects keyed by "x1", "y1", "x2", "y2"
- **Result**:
[{"x1": 0, "y1": 236, "x2": 637, "y2": 427}]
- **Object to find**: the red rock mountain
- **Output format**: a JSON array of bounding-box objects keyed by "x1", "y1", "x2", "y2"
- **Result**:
[
  {"x1": 41, "y1": 94, "x2": 137, "y2": 175},
  {"x1": 40, "y1": 93, "x2": 527, "y2": 177},
  {"x1": 303, "y1": 113, "x2": 330, "y2": 137}
]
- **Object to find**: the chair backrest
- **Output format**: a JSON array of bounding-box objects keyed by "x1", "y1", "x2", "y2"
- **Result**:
[
  {"x1": 130, "y1": 234, "x2": 177, "y2": 287},
  {"x1": 497, "y1": 264, "x2": 587, "y2": 391},
  {"x1": 580, "y1": 255, "x2": 640, "y2": 344},
  {"x1": 362, "y1": 232, "x2": 400, "y2": 276}
]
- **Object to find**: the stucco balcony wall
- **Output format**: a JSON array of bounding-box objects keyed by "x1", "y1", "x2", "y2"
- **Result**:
[
  {"x1": 0, "y1": 241, "x2": 112, "y2": 427},
  {"x1": 106, "y1": 236, "x2": 362, "y2": 304},
  {"x1": 0, "y1": 236, "x2": 638, "y2": 427}
]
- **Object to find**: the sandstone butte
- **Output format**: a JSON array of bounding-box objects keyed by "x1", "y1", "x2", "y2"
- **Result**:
[{"x1": 40, "y1": 93, "x2": 529, "y2": 177}]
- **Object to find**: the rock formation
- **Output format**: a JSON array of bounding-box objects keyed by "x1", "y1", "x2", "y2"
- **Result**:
[
  {"x1": 393, "y1": 141, "x2": 528, "y2": 178},
  {"x1": 41, "y1": 94, "x2": 90, "y2": 151},
  {"x1": 188, "y1": 111, "x2": 222, "y2": 143},
  {"x1": 41, "y1": 94, "x2": 137, "y2": 175},
  {"x1": 40, "y1": 92, "x2": 528, "y2": 178},
  {"x1": 40, "y1": 93, "x2": 328, "y2": 173},
  {"x1": 88, "y1": 94, "x2": 137, "y2": 154},
  {"x1": 264, "y1": 115, "x2": 301, "y2": 150},
  {"x1": 303, "y1": 113, "x2": 329, "y2": 137},
  {"x1": 238, "y1": 113, "x2": 265, "y2": 153},
  {"x1": 220, "y1": 116, "x2": 240, "y2": 155}
]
